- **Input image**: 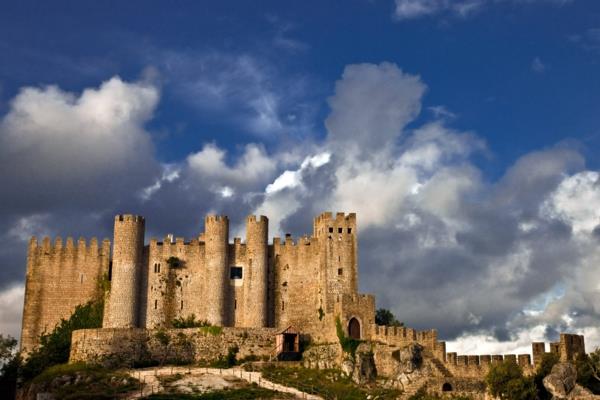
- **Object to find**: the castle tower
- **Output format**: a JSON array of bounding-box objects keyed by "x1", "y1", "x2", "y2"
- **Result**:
[
  {"x1": 204, "y1": 215, "x2": 229, "y2": 326},
  {"x1": 313, "y1": 212, "x2": 358, "y2": 312},
  {"x1": 245, "y1": 215, "x2": 269, "y2": 327},
  {"x1": 103, "y1": 215, "x2": 145, "y2": 328}
]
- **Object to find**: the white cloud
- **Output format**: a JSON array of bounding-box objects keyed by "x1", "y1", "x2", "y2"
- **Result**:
[
  {"x1": 0, "y1": 76, "x2": 160, "y2": 210},
  {"x1": 531, "y1": 57, "x2": 546, "y2": 73},
  {"x1": 0, "y1": 285, "x2": 24, "y2": 340},
  {"x1": 393, "y1": 0, "x2": 574, "y2": 20},
  {"x1": 542, "y1": 171, "x2": 600, "y2": 234}
]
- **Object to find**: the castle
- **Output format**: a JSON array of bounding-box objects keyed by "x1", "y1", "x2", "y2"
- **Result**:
[
  {"x1": 21, "y1": 212, "x2": 373, "y2": 352},
  {"x1": 20, "y1": 212, "x2": 588, "y2": 397}
]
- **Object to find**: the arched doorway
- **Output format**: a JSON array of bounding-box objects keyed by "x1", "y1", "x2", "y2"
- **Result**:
[
  {"x1": 348, "y1": 317, "x2": 361, "y2": 339},
  {"x1": 442, "y1": 382, "x2": 453, "y2": 392}
]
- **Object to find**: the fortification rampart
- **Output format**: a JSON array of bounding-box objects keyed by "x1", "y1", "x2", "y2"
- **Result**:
[
  {"x1": 21, "y1": 236, "x2": 110, "y2": 353},
  {"x1": 69, "y1": 327, "x2": 279, "y2": 366}
]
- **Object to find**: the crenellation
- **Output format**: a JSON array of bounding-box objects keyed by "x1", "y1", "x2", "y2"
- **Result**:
[{"x1": 504, "y1": 354, "x2": 517, "y2": 364}]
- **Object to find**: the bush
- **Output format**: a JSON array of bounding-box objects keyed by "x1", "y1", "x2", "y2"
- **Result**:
[
  {"x1": 575, "y1": 352, "x2": 600, "y2": 394},
  {"x1": 485, "y1": 360, "x2": 537, "y2": 400},
  {"x1": 408, "y1": 388, "x2": 473, "y2": 399},
  {"x1": 20, "y1": 299, "x2": 104, "y2": 381},
  {"x1": 335, "y1": 317, "x2": 361, "y2": 357},
  {"x1": 533, "y1": 352, "x2": 559, "y2": 400},
  {"x1": 172, "y1": 314, "x2": 210, "y2": 329}
]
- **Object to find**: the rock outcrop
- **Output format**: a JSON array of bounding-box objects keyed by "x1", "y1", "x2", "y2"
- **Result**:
[{"x1": 543, "y1": 362, "x2": 600, "y2": 400}]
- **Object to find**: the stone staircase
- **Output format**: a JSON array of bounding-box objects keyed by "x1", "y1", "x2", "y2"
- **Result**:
[{"x1": 429, "y1": 357, "x2": 453, "y2": 377}]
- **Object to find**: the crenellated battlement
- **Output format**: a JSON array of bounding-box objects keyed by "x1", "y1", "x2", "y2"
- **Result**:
[
  {"x1": 28, "y1": 236, "x2": 110, "y2": 262},
  {"x1": 115, "y1": 214, "x2": 145, "y2": 223},
  {"x1": 205, "y1": 215, "x2": 228, "y2": 223}
]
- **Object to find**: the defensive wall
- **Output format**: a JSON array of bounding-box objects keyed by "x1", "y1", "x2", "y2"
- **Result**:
[
  {"x1": 69, "y1": 327, "x2": 280, "y2": 366},
  {"x1": 20, "y1": 236, "x2": 109, "y2": 354}
]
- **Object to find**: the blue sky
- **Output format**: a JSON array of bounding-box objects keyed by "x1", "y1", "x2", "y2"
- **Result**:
[{"x1": 1, "y1": 0, "x2": 600, "y2": 354}]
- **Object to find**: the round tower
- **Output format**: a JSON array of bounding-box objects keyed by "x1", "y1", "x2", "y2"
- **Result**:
[
  {"x1": 103, "y1": 214, "x2": 145, "y2": 328},
  {"x1": 204, "y1": 215, "x2": 229, "y2": 326},
  {"x1": 245, "y1": 215, "x2": 269, "y2": 327}
]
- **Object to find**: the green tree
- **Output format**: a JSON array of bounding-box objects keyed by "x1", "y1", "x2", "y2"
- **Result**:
[
  {"x1": 0, "y1": 334, "x2": 20, "y2": 399},
  {"x1": 534, "y1": 352, "x2": 559, "y2": 400},
  {"x1": 575, "y1": 351, "x2": 600, "y2": 394},
  {"x1": 20, "y1": 299, "x2": 103, "y2": 381},
  {"x1": 375, "y1": 308, "x2": 403, "y2": 326},
  {"x1": 486, "y1": 360, "x2": 537, "y2": 400}
]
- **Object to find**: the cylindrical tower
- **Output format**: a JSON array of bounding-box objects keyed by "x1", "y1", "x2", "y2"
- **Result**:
[
  {"x1": 245, "y1": 215, "x2": 269, "y2": 327},
  {"x1": 204, "y1": 215, "x2": 229, "y2": 326},
  {"x1": 103, "y1": 214, "x2": 145, "y2": 328}
]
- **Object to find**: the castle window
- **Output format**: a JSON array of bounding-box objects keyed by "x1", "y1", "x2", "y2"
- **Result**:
[
  {"x1": 158, "y1": 263, "x2": 161, "y2": 273},
  {"x1": 282, "y1": 301, "x2": 285, "y2": 311},
  {"x1": 338, "y1": 227, "x2": 343, "y2": 233},
  {"x1": 347, "y1": 228, "x2": 352, "y2": 234},
  {"x1": 234, "y1": 299, "x2": 237, "y2": 310},
  {"x1": 230, "y1": 266, "x2": 243, "y2": 279},
  {"x1": 80, "y1": 273, "x2": 84, "y2": 284},
  {"x1": 338, "y1": 268, "x2": 343, "y2": 276},
  {"x1": 181, "y1": 300, "x2": 184, "y2": 310},
  {"x1": 154, "y1": 300, "x2": 158, "y2": 310}
]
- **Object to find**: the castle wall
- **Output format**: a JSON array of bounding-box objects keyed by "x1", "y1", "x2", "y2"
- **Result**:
[
  {"x1": 20, "y1": 236, "x2": 109, "y2": 353},
  {"x1": 69, "y1": 327, "x2": 279, "y2": 366}
]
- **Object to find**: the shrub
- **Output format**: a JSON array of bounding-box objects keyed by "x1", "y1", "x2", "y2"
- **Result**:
[
  {"x1": 335, "y1": 317, "x2": 361, "y2": 357},
  {"x1": 172, "y1": 314, "x2": 210, "y2": 328},
  {"x1": 486, "y1": 360, "x2": 537, "y2": 400},
  {"x1": 533, "y1": 352, "x2": 559, "y2": 400},
  {"x1": 20, "y1": 299, "x2": 104, "y2": 381}
]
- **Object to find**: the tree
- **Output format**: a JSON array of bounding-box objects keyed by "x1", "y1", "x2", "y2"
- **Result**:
[
  {"x1": 534, "y1": 352, "x2": 559, "y2": 400},
  {"x1": 20, "y1": 299, "x2": 103, "y2": 381},
  {"x1": 375, "y1": 308, "x2": 403, "y2": 326},
  {"x1": 485, "y1": 360, "x2": 537, "y2": 400},
  {"x1": 576, "y1": 351, "x2": 600, "y2": 394},
  {"x1": 0, "y1": 334, "x2": 17, "y2": 364},
  {"x1": 0, "y1": 334, "x2": 20, "y2": 399}
]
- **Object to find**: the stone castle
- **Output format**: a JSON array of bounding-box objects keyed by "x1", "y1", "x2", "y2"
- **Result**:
[{"x1": 20, "y1": 212, "x2": 588, "y2": 397}]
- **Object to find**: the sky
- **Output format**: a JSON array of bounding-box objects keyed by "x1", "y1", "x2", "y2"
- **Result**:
[{"x1": 1, "y1": 0, "x2": 600, "y2": 355}]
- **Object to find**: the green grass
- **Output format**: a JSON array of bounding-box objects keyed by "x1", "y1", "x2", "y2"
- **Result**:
[
  {"x1": 144, "y1": 384, "x2": 292, "y2": 399},
  {"x1": 260, "y1": 365, "x2": 401, "y2": 400},
  {"x1": 30, "y1": 362, "x2": 139, "y2": 399}
]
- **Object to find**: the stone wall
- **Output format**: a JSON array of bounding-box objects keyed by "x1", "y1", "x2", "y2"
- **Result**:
[
  {"x1": 20, "y1": 236, "x2": 109, "y2": 354},
  {"x1": 69, "y1": 327, "x2": 280, "y2": 366}
]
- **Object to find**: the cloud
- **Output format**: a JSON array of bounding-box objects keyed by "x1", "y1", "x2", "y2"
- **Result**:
[
  {"x1": 531, "y1": 57, "x2": 546, "y2": 73},
  {"x1": 0, "y1": 76, "x2": 161, "y2": 214},
  {"x1": 155, "y1": 50, "x2": 317, "y2": 138},
  {"x1": 393, "y1": 0, "x2": 574, "y2": 21},
  {"x1": 325, "y1": 62, "x2": 426, "y2": 157},
  {"x1": 0, "y1": 285, "x2": 24, "y2": 340}
]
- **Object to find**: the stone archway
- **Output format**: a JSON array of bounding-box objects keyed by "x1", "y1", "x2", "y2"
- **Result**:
[
  {"x1": 442, "y1": 382, "x2": 453, "y2": 392},
  {"x1": 348, "y1": 317, "x2": 361, "y2": 339}
]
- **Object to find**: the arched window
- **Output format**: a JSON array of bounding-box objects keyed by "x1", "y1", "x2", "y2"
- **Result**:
[
  {"x1": 348, "y1": 317, "x2": 361, "y2": 339},
  {"x1": 442, "y1": 382, "x2": 453, "y2": 392}
]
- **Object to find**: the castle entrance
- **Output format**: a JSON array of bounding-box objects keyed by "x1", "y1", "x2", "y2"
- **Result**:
[{"x1": 348, "y1": 317, "x2": 361, "y2": 339}]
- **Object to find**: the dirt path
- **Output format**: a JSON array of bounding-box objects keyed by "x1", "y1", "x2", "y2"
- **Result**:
[{"x1": 125, "y1": 366, "x2": 323, "y2": 399}]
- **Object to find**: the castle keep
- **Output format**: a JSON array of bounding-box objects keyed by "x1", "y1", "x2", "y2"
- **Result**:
[{"x1": 20, "y1": 211, "x2": 588, "y2": 397}]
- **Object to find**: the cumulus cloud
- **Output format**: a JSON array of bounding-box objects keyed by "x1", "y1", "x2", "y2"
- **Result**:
[
  {"x1": 1, "y1": 61, "x2": 599, "y2": 357},
  {"x1": 0, "y1": 285, "x2": 24, "y2": 340},
  {"x1": 0, "y1": 76, "x2": 160, "y2": 213}
]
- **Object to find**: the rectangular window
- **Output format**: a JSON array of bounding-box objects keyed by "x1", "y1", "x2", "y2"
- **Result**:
[
  {"x1": 347, "y1": 228, "x2": 352, "y2": 234},
  {"x1": 230, "y1": 266, "x2": 243, "y2": 279},
  {"x1": 234, "y1": 299, "x2": 237, "y2": 310},
  {"x1": 154, "y1": 300, "x2": 158, "y2": 310},
  {"x1": 338, "y1": 268, "x2": 343, "y2": 276},
  {"x1": 338, "y1": 227, "x2": 343, "y2": 233},
  {"x1": 181, "y1": 300, "x2": 184, "y2": 310},
  {"x1": 157, "y1": 263, "x2": 160, "y2": 273},
  {"x1": 328, "y1": 227, "x2": 333, "y2": 233},
  {"x1": 282, "y1": 301, "x2": 285, "y2": 311}
]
